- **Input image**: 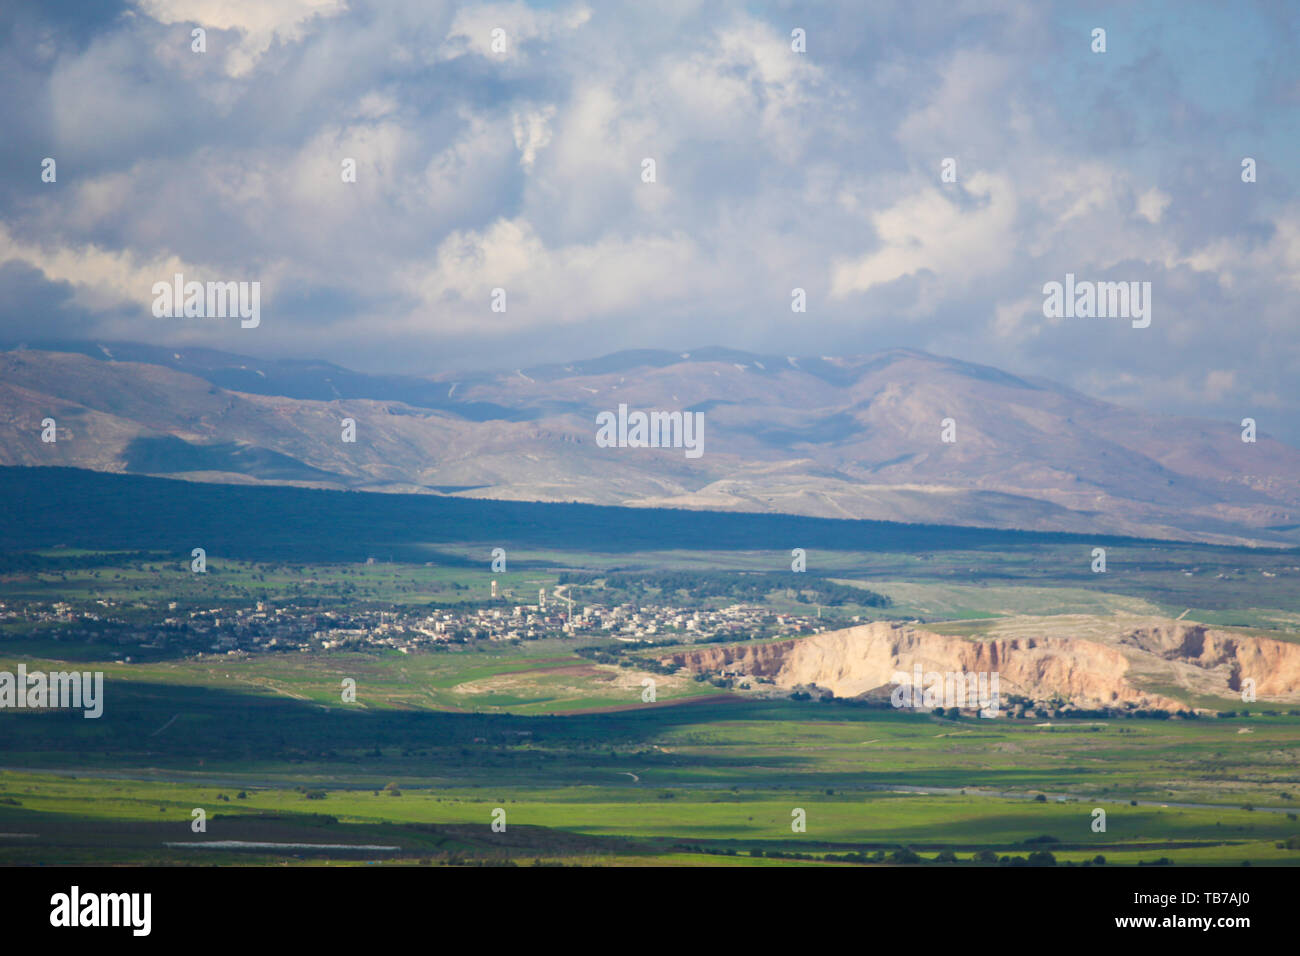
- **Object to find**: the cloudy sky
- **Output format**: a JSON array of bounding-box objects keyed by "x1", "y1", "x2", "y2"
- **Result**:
[{"x1": 2, "y1": 1, "x2": 1297, "y2": 435}]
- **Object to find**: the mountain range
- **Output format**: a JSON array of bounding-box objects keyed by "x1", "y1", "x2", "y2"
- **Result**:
[{"x1": 3, "y1": 340, "x2": 1298, "y2": 546}]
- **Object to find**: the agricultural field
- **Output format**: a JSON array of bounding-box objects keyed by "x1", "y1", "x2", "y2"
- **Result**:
[
  {"x1": 2, "y1": 632, "x2": 1300, "y2": 865},
  {"x1": 3, "y1": 470, "x2": 1299, "y2": 866}
]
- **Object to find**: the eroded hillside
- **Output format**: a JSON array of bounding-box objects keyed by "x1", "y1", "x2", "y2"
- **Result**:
[{"x1": 663, "y1": 619, "x2": 1300, "y2": 711}]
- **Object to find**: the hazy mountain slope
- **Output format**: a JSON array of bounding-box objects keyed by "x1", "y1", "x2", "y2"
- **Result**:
[{"x1": 2, "y1": 344, "x2": 1298, "y2": 544}]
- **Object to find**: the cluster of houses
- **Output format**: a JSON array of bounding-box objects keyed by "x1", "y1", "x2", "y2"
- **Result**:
[{"x1": 3, "y1": 595, "x2": 826, "y2": 658}]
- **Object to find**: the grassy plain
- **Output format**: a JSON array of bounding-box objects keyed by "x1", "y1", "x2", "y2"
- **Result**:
[
  {"x1": 2, "y1": 634, "x2": 1299, "y2": 865},
  {"x1": 3, "y1": 469, "x2": 1300, "y2": 865}
]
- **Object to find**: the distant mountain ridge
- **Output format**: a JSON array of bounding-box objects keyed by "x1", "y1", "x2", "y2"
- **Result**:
[{"x1": 3, "y1": 340, "x2": 1298, "y2": 545}]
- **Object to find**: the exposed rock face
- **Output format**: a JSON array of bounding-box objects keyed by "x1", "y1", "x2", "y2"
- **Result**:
[
  {"x1": 1120, "y1": 623, "x2": 1300, "y2": 698},
  {"x1": 665, "y1": 620, "x2": 1300, "y2": 709}
]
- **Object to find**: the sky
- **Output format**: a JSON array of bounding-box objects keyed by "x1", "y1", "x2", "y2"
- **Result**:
[{"x1": 1, "y1": 0, "x2": 1297, "y2": 436}]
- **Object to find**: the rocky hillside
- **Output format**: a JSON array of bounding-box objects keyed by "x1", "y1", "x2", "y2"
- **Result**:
[
  {"x1": 4, "y1": 343, "x2": 1300, "y2": 544},
  {"x1": 664, "y1": 620, "x2": 1300, "y2": 711}
]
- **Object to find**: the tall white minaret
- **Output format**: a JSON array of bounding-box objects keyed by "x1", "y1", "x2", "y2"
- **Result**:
[{"x1": 539, "y1": 588, "x2": 546, "y2": 610}]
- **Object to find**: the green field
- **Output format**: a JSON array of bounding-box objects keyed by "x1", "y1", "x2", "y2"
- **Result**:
[
  {"x1": 2, "y1": 636, "x2": 1299, "y2": 866},
  {"x1": 4, "y1": 469, "x2": 1300, "y2": 866}
]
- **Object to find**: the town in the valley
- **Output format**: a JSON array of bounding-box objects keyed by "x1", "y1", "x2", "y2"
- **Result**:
[{"x1": 1, "y1": 589, "x2": 832, "y2": 660}]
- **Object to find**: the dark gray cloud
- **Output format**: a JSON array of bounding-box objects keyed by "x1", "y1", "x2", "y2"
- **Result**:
[{"x1": 1, "y1": 0, "x2": 1297, "y2": 438}]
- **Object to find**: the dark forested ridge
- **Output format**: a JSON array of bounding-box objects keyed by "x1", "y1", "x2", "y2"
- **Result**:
[
  {"x1": 0, "y1": 466, "x2": 1255, "y2": 563},
  {"x1": 558, "y1": 570, "x2": 893, "y2": 606}
]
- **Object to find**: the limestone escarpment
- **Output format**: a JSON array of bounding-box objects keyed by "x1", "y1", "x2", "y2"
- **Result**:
[{"x1": 665, "y1": 620, "x2": 1300, "y2": 709}]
